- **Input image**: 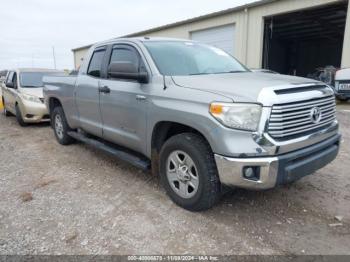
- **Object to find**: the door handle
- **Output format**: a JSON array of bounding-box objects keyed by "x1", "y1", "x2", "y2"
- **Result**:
[
  {"x1": 98, "y1": 86, "x2": 110, "y2": 93},
  {"x1": 136, "y1": 95, "x2": 147, "y2": 101}
]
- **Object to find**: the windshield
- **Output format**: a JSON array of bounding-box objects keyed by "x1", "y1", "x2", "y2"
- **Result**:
[
  {"x1": 144, "y1": 41, "x2": 248, "y2": 76},
  {"x1": 20, "y1": 72, "x2": 62, "y2": 88}
]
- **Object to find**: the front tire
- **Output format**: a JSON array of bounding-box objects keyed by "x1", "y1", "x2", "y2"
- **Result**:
[
  {"x1": 52, "y1": 106, "x2": 75, "y2": 145},
  {"x1": 159, "y1": 133, "x2": 221, "y2": 211},
  {"x1": 15, "y1": 104, "x2": 27, "y2": 126}
]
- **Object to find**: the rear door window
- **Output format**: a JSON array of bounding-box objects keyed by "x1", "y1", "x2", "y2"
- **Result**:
[{"x1": 87, "y1": 47, "x2": 106, "y2": 78}]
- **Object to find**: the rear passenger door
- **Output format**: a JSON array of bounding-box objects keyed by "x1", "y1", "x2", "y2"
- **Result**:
[
  {"x1": 99, "y1": 44, "x2": 149, "y2": 154},
  {"x1": 75, "y1": 46, "x2": 107, "y2": 137}
]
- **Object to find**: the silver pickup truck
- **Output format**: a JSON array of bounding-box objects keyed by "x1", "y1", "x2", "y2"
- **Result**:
[{"x1": 43, "y1": 37, "x2": 340, "y2": 211}]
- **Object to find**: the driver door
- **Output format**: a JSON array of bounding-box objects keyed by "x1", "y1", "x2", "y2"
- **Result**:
[
  {"x1": 99, "y1": 44, "x2": 149, "y2": 153},
  {"x1": 3, "y1": 71, "x2": 17, "y2": 113}
]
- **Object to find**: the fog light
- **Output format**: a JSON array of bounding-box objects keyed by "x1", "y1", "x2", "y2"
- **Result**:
[
  {"x1": 243, "y1": 166, "x2": 260, "y2": 181},
  {"x1": 244, "y1": 167, "x2": 254, "y2": 178}
]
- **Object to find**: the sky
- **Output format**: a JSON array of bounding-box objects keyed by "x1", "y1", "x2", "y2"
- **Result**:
[{"x1": 0, "y1": 0, "x2": 259, "y2": 70}]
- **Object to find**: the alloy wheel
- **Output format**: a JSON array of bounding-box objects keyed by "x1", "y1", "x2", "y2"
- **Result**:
[
  {"x1": 166, "y1": 150, "x2": 199, "y2": 199},
  {"x1": 55, "y1": 114, "x2": 64, "y2": 139}
]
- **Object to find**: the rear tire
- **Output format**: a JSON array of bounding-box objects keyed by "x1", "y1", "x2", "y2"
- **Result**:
[
  {"x1": 15, "y1": 104, "x2": 27, "y2": 126},
  {"x1": 2, "y1": 98, "x2": 11, "y2": 117},
  {"x1": 52, "y1": 106, "x2": 75, "y2": 145},
  {"x1": 159, "y1": 133, "x2": 221, "y2": 211}
]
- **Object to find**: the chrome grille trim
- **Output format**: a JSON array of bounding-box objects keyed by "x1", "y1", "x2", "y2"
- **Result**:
[
  {"x1": 268, "y1": 95, "x2": 336, "y2": 139},
  {"x1": 271, "y1": 96, "x2": 335, "y2": 112},
  {"x1": 270, "y1": 104, "x2": 335, "y2": 120},
  {"x1": 269, "y1": 119, "x2": 336, "y2": 137},
  {"x1": 269, "y1": 112, "x2": 335, "y2": 129}
]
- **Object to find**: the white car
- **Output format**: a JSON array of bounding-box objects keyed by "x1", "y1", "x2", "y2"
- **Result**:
[
  {"x1": 1, "y1": 68, "x2": 63, "y2": 126},
  {"x1": 334, "y1": 68, "x2": 350, "y2": 101}
]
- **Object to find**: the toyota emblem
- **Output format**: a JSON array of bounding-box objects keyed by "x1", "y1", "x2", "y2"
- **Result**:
[{"x1": 310, "y1": 107, "x2": 322, "y2": 124}]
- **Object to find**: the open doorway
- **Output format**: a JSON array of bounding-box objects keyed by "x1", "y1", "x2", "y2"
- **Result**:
[{"x1": 262, "y1": 1, "x2": 348, "y2": 78}]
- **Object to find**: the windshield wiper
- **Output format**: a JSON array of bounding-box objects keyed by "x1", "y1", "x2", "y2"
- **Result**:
[
  {"x1": 189, "y1": 71, "x2": 247, "y2": 76},
  {"x1": 22, "y1": 85, "x2": 40, "y2": 88},
  {"x1": 189, "y1": 72, "x2": 210, "y2": 76},
  {"x1": 223, "y1": 70, "x2": 247, "y2": 74}
]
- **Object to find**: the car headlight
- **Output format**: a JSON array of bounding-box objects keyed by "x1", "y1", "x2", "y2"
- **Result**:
[
  {"x1": 21, "y1": 93, "x2": 42, "y2": 103},
  {"x1": 334, "y1": 81, "x2": 339, "y2": 91},
  {"x1": 210, "y1": 102, "x2": 262, "y2": 131}
]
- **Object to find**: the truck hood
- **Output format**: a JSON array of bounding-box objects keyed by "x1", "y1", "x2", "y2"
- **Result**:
[
  {"x1": 20, "y1": 87, "x2": 44, "y2": 98},
  {"x1": 335, "y1": 68, "x2": 350, "y2": 81},
  {"x1": 171, "y1": 72, "x2": 319, "y2": 102}
]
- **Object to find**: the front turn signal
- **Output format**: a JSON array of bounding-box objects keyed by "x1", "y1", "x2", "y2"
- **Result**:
[{"x1": 210, "y1": 103, "x2": 223, "y2": 115}]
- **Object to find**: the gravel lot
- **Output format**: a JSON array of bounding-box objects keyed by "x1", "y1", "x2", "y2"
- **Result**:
[{"x1": 0, "y1": 102, "x2": 350, "y2": 255}]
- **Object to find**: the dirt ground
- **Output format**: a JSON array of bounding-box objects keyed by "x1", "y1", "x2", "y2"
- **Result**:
[{"x1": 0, "y1": 102, "x2": 350, "y2": 255}]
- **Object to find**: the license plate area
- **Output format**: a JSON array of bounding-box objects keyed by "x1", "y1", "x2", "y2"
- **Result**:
[{"x1": 339, "y1": 83, "x2": 350, "y2": 90}]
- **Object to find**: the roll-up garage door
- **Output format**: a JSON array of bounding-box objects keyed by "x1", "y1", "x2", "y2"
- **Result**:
[{"x1": 191, "y1": 24, "x2": 235, "y2": 55}]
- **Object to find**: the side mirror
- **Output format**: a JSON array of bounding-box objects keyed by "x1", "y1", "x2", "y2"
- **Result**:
[
  {"x1": 6, "y1": 82, "x2": 14, "y2": 88},
  {"x1": 108, "y1": 62, "x2": 149, "y2": 84}
]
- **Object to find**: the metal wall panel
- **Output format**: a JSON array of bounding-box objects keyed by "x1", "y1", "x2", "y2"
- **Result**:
[
  {"x1": 190, "y1": 24, "x2": 235, "y2": 55},
  {"x1": 72, "y1": 0, "x2": 346, "y2": 69}
]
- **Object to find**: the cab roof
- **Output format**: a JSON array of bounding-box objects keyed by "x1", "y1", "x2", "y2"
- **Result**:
[{"x1": 91, "y1": 37, "x2": 196, "y2": 49}]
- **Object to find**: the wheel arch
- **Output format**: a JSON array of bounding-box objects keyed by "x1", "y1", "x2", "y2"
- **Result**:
[
  {"x1": 48, "y1": 97, "x2": 63, "y2": 115},
  {"x1": 150, "y1": 121, "x2": 214, "y2": 176},
  {"x1": 48, "y1": 97, "x2": 65, "y2": 128}
]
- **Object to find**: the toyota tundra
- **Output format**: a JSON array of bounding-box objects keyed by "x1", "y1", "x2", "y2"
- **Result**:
[{"x1": 43, "y1": 38, "x2": 340, "y2": 211}]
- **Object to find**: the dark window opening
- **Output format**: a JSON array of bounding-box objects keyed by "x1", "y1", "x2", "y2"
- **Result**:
[
  {"x1": 110, "y1": 48, "x2": 139, "y2": 68},
  {"x1": 262, "y1": 1, "x2": 347, "y2": 83},
  {"x1": 6, "y1": 71, "x2": 14, "y2": 85},
  {"x1": 109, "y1": 45, "x2": 148, "y2": 76},
  {"x1": 13, "y1": 72, "x2": 18, "y2": 88},
  {"x1": 87, "y1": 48, "x2": 106, "y2": 78}
]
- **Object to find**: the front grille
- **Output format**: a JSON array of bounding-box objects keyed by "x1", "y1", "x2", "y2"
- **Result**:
[
  {"x1": 338, "y1": 90, "x2": 350, "y2": 94},
  {"x1": 337, "y1": 81, "x2": 350, "y2": 94},
  {"x1": 268, "y1": 95, "x2": 336, "y2": 140}
]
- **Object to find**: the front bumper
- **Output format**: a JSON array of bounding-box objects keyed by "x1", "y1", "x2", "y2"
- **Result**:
[
  {"x1": 19, "y1": 99, "x2": 49, "y2": 123},
  {"x1": 215, "y1": 134, "x2": 341, "y2": 190},
  {"x1": 335, "y1": 91, "x2": 350, "y2": 100},
  {"x1": 334, "y1": 81, "x2": 350, "y2": 99}
]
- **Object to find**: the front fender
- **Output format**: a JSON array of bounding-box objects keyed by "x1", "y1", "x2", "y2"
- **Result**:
[{"x1": 146, "y1": 84, "x2": 262, "y2": 158}]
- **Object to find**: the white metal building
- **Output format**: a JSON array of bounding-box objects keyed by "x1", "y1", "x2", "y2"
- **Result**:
[{"x1": 72, "y1": 0, "x2": 350, "y2": 77}]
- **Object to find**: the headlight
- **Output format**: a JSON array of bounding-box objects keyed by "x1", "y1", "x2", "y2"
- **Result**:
[
  {"x1": 21, "y1": 93, "x2": 42, "y2": 103},
  {"x1": 210, "y1": 102, "x2": 262, "y2": 131},
  {"x1": 334, "y1": 81, "x2": 339, "y2": 91}
]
